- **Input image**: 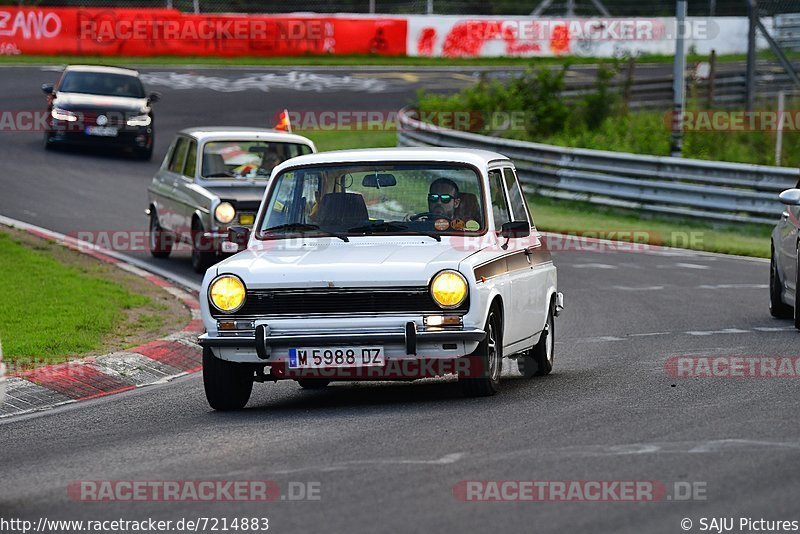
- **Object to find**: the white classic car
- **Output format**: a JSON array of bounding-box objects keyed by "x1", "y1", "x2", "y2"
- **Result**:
[{"x1": 198, "y1": 148, "x2": 563, "y2": 410}]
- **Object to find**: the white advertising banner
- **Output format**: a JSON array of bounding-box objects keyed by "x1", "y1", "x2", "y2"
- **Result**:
[{"x1": 406, "y1": 15, "x2": 772, "y2": 58}]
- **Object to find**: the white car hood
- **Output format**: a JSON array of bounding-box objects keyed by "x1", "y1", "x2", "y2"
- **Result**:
[{"x1": 216, "y1": 237, "x2": 478, "y2": 288}]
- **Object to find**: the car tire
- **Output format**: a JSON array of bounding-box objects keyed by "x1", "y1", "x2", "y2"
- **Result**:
[
  {"x1": 136, "y1": 145, "x2": 153, "y2": 161},
  {"x1": 43, "y1": 132, "x2": 53, "y2": 150},
  {"x1": 459, "y1": 309, "x2": 502, "y2": 397},
  {"x1": 518, "y1": 302, "x2": 555, "y2": 378},
  {"x1": 297, "y1": 379, "x2": 331, "y2": 390},
  {"x1": 149, "y1": 211, "x2": 172, "y2": 259},
  {"x1": 191, "y1": 220, "x2": 217, "y2": 274},
  {"x1": 770, "y1": 245, "x2": 792, "y2": 319},
  {"x1": 202, "y1": 348, "x2": 254, "y2": 411}
]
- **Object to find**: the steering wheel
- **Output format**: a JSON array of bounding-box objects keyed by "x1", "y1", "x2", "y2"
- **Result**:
[{"x1": 410, "y1": 212, "x2": 449, "y2": 222}]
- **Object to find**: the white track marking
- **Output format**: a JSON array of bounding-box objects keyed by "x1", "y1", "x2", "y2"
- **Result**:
[
  {"x1": 674, "y1": 262, "x2": 711, "y2": 270},
  {"x1": 612, "y1": 285, "x2": 664, "y2": 291},
  {"x1": 685, "y1": 328, "x2": 751, "y2": 336},
  {"x1": 495, "y1": 439, "x2": 800, "y2": 460},
  {"x1": 572, "y1": 263, "x2": 617, "y2": 269},
  {"x1": 139, "y1": 71, "x2": 389, "y2": 93},
  {"x1": 628, "y1": 331, "x2": 672, "y2": 337}
]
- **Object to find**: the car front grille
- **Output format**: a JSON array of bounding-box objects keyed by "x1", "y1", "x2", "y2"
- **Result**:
[
  {"x1": 76, "y1": 110, "x2": 128, "y2": 127},
  {"x1": 210, "y1": 287, "x2": 468, "y2": 318}
]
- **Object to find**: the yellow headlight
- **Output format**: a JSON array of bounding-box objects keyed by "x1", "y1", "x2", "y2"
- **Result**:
[
  {"x1": 209, "y1": 275, "x2": 246, "y2": 313},
  {"x1": 430, "y1": 270, "x2": 468, "y2": 309},
  {"x1": 215, "y1": 202, "x2": 236, "y2": 224}
]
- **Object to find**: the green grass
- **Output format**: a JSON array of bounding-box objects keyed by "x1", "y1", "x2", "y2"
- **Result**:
[
  {"x1": 516, "y1": 109, "x2": 800, "y2": 168},
  {"x1": 0, "y1": 232, "x2": 150, "y2": 360},
  {"x1": 0, "y1": 52, "x2": 748, "y2": 68},
  {"x1": 530, "y1": 195, "x2": 772, "y2": 258},
  {"x1": 297, "y1": 128, "x2": 397, "y2": 152}
]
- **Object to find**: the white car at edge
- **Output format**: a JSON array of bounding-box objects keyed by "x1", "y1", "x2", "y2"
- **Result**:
[{"x1": 198, "y1": 147, "x2": 563, "y2": 410}]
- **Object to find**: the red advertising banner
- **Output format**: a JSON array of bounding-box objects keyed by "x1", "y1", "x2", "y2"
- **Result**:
[{"x1": 0, "y1": 8, "x2": 407, "y2": 57}]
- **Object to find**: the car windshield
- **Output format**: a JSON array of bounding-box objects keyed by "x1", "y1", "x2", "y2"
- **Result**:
[
  {"x1": 257, "y1": 163, "x2": 486, "y2": 239},
  {"x1": 202, "y1": 141, "x2": 313, "y2": 180},
  {"x1": 59, "y1": 72, "x2": 145, "y2": 98}
]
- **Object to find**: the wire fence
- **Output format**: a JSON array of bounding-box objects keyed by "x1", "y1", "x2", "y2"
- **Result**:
[{"x1": 2, "y1": 0, "x2": 800, "y2": 16}]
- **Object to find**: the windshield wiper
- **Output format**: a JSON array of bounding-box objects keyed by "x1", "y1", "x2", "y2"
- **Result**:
[
  {"x1": 204, "y1": 172, "x2": 234, "y2": 178},
  {"x1": 262, "y1": 223, "x2": 349, "y2": 242},
  {"x1": 347, "y1": 222, "x2": 441, "y2": 242}
]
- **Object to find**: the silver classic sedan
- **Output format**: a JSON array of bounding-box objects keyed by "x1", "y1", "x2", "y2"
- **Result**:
[{"x1": 146, "y1": 127, "x2": 316, "y2": 273}]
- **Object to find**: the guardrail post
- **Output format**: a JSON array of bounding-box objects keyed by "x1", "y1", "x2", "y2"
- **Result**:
[
  {"x1": 707, "y1": 49, "x2": 716, "y2": 108},
  {"x1": 670, "y1": 0, "x2": 687, "y2": 157},
  {"x1": 746, "y1": 0, "x2": 757, "y2": 111}
]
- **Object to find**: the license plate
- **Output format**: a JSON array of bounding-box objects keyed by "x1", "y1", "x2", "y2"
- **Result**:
[
  {"x1": 288, "y1": 347, "x2": 384, "y2": 369},
  {"x1": 85, "y1": 126, "x2": 118, "y2": 137},
  {"x1": 238, "y1": 213, "x2": 255, "y2": 226}
]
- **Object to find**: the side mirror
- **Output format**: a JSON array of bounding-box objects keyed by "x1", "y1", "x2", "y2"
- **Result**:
[
  {"x1": 779, "y1": 188, "x2": 800, "y2": 206},
  {"x1": 41, "y1": 83, "x2": 54, "y2": 95},
  {"x1": 501, "y1": 221, "x2": 530, "y2": 239},
  {"x1": 148, "y1": 92, "x2": 161, "y2": 103},
  {"x1": 222, "y1": 226, "x2": 250, "y2": 253}
]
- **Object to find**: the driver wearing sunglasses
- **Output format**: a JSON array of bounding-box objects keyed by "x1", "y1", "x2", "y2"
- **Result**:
[{"x1": 427, "y1": 178, "x2": 461, "y2": 219}]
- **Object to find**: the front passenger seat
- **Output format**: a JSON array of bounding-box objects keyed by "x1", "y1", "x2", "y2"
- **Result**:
[{"x1": 316, "y1": 192, "x2": 368, "y2": 230}]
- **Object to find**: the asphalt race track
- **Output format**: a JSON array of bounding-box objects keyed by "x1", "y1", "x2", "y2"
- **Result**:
[{"x1": 1, "y1": 66, "x2": 799, "y2": 534}]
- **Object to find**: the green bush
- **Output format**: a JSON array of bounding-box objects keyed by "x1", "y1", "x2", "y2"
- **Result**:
[{"x1": 416, "y1": 65, "x2": 800, "y2": 168}]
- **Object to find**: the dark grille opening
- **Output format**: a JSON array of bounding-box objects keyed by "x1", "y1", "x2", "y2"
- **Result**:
[{"x1": 210, "y1": 287, "x2": 468, "y2": 318}]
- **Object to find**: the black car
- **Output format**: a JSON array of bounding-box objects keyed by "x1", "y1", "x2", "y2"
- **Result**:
[{"x1": 42, "y1": 65, "x2": 159, "y2": 160}]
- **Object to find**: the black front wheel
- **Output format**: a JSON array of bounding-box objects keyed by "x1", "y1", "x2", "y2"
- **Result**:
[
  {"x1": 202, "y1": 348, "x2": 255, "y2": 411},
  {"x1": 135, "y1": 145, "x2": 153, "y2": 161},
  {"x1": 770, "y1": 245, "x2": 792, "y2": 319},
  {"x1": 518, "y1": 304, "x2": 555, "y2": 378},
  {"x1": 459, "y1": 309, "x2": 502, "y2": 397},
  {"x1": 149, "y1": 211, "x2": 172, "y2": 259},
  {"x1": 191, "y1": 221, "x2": 217, "y2": 273}
]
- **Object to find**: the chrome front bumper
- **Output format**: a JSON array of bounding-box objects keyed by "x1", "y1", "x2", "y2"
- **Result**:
[{"x1": 199, "y1": 323, "x2": 486, "y2": 360}]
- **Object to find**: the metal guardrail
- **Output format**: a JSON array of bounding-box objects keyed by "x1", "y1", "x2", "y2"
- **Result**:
[
  {"x1": 396, "y1": 108, "x2": 800, "y2": 224},
  {"x1": 775, "y1": 13, "x2": 800, "y2": 51},
  {"x1": 560, "y1": 69, "x2": 800, "y2": 110}
]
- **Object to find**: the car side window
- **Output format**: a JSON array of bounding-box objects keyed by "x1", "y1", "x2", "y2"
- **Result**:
[
  {"x1": 502, "y1": 168, "x2": 530, "y2": 224},
  {"x1": 488, "y1": 169, "x2": 511, "y2": 231},
  {"x1": 168, "y1": 137, "x2": 189, "y2": 173},
  {"x1": 183, "y1": 140, "x2": 197, "y2": 179}
]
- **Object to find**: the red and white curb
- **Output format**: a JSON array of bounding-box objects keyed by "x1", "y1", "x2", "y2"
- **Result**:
[{"x1": 0, "y1": 216, "x2": 204, "y2": 419}]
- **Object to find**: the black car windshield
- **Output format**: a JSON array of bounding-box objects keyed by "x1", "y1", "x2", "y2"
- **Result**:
[
  {"x1": 59, "y1": 72, "x2": 145, "y2": 98},
  {"x1": 257, "y1": 163, "x2": 486, "y2": 239},
  {"x1": 201, "y1": 141, "x2": 313, "y2": 180}
]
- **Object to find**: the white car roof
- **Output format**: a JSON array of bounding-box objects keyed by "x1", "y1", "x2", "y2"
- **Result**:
[
  {"x1": 179, "y1": 127, "x2": 315, "y2": 146},
  {"x1": 272, "y1": 147, "x2": 511, "y2": 175}
]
